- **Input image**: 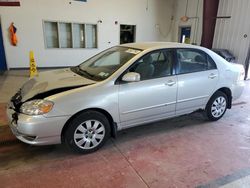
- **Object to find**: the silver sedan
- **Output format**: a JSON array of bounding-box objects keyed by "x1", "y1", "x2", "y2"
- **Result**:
[{"x1": 7, "y1": 42, "x2": 245, "y2": 153}]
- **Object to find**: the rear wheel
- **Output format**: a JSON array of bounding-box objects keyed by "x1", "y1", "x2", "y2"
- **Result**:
[
  {"x1": 205, "y1": 91, "x2": 228, "y2": 121},
  {"x1": 64, "y1": 111, "x2": 110, "y2": 154}
]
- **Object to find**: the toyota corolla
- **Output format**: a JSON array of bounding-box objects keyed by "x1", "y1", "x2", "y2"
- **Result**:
[{"x1": 7, "y1": 42, "x2": 245, "y2": 153}]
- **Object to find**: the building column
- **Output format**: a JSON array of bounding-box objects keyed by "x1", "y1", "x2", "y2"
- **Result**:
[{"x1": 201, "y1": 0, "x2": 219, "y2": 49}]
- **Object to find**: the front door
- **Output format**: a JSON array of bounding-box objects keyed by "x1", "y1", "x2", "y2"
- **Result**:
[
  {"x1": 118, "y1": 49, "x2": 177, "y2": 127},
  {"x1": 175, "y1": 48, "x2": 219, "y2": 115},
  {"x1": 0, "y1": 23, "x2": 7, "y2": 72}
]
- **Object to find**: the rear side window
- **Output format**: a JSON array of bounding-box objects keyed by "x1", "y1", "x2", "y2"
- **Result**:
[{"x1": 176, "y1": 49, "x2": 217, "y2": 74}]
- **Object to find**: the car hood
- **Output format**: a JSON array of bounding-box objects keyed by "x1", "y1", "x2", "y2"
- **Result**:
[{"x1": 20, "y1": 68, "x2": 96, "y2": 102}]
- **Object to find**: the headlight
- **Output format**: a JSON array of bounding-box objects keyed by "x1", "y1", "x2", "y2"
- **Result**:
[{"x1": 20, "y1": 100, "x2": 54, "y2": 115}]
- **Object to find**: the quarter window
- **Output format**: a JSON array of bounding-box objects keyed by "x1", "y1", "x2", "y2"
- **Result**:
[
  {"x1": 176, "y1": 49, "x2": 216, "y2": 74},
  {"x1": 207, "y1": 55, "x2": 217, "y2": 70}
]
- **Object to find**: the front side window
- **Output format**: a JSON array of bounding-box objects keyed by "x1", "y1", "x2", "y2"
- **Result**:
[
  {"x1": 72, "y1": 47, "x2": 141, "y2": 81},
  {"x1": 128, "y1": 50, "x2": 173, "y2": 81},
  {"x1": 176, "y1": 49, "x2": 216, "y2": 74}
]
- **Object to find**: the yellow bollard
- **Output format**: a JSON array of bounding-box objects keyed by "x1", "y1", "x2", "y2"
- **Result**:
[{"x1": 29, "y1": 51, "x2": 38, "y2": 77}]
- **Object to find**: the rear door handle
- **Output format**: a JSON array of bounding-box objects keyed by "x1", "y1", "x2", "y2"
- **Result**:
[
  {"x1": 208, "y1": 73, "x2": 217, "y2": 79},
  {"x1": 165, "y1": 80, "x2": 176, "y2": 86}
]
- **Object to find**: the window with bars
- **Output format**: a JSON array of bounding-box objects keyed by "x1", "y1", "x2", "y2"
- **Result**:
[{"x1": 44, "y1": 21, "x2": 97, "y2": 49}]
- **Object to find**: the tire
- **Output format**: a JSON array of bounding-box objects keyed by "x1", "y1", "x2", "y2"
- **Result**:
[
  {"x1": 205, "y1": 91, "x2": 228, "y2": 121},
  {"x1": 64, "y1": 110, "x2": 111, "y2": 154}
]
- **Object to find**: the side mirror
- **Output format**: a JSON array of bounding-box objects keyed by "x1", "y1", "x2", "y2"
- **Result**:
[{"x1": 122, "y1": 72, "x2": 140, "y2": 82}]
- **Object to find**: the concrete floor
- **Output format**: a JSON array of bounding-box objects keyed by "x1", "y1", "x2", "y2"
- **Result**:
[{"x1": 0, "y1": 70, "x2": 250, "y2": 188}]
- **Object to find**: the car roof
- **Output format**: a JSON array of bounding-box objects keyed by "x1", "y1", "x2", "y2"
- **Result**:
[{"x1": 119, "y1": 42, "x2": 205, "y2": 51}]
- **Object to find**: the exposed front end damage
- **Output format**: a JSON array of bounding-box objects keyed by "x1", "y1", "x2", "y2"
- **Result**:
[
  {"x1": 7, "y1": 105, "x2": 69, "y2": 145},
  {"x1": 7, "y1": 86, "x2": 89, "y2": 145},
  {"x1": 7, "y1": 68, "x2": 96, "y2": 145}
]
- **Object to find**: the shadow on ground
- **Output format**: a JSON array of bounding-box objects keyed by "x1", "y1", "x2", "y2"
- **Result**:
[{"x1": 0, "y1": 111, "x2": 208, "y2": 170}]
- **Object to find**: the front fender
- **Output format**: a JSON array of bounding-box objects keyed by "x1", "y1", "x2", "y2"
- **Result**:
[{"x1": 44, "y1": 82, "x2": 120, "y2": 124}]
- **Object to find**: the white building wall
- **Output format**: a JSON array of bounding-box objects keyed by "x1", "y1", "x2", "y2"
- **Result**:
[
  {"x1": 213, "y1": 0, "x2": 250, "y2": 66},
  {"x1": 0, "y1": 0, "x2": 174, "y2": 68},
  {"x1": 172, "y1": 0, "x2": 203, "y2": 45}
]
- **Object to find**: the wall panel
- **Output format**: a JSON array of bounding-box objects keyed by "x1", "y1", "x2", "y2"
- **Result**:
[
  {"x1": 213, "y1": 0, "x2": 250, "y2": 66},
  {"x1": 0, "y1": 0, "x2": 174, "y2": 68}
]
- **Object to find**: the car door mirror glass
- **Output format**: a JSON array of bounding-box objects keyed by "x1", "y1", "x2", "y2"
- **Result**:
[{"x1": 122, "y1": 72, "x2": 140, "y2": 82}]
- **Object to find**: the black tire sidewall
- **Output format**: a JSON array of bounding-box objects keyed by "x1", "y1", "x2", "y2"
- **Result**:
[
  {"x1": 206, "y1": 91, "x2": 228, "y2": 121},
  {"x1": 64, "y1": 111, "x2": 111, "y2": 154}
]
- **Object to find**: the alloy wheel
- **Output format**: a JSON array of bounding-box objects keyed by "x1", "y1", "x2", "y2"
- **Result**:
[
  {"x1": 211, "y1": 96, "x2": 227, "y2": 118},
  {"x1": 74, "y1": 120, "x2": 105, "y2": 149}
]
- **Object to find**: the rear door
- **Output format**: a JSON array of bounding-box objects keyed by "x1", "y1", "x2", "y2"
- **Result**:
[{"x1": 175, "y1": 48, "x2": 219, "y2": 115}]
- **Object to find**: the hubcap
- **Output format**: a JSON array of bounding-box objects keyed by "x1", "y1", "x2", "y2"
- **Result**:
[
  {"x1": 211, "y1": 96, "x2": 227, "y2": 118},
  {"x1": 74, "y1": 120, "x2": 105, "y2": 149}
]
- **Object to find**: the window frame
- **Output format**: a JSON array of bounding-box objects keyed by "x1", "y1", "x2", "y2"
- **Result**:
[
  {"x1": 72, "y1": 22, "x2": 86, "y2": 49},
  {"x1": 120, "y1": 24, "x2": 136, "y2": 44},
  {"x1": 58, "y1": 22, "x2": 73, "y2": 48},
  {"x1": 85, "y1": 24, "x2": 98, "y2": 49},
  {"x1": 174, "y1": 48, "x2": 217, "y2": 75},
  {"x1": 43, "y1": 21, "x2": 60, "y2": 48},
  {"x1": 43, "y1": 20, "x2": 98, "y2": 49},
  {"x1": 116, "y1": 48, "x2": 176, "y2": 84}
]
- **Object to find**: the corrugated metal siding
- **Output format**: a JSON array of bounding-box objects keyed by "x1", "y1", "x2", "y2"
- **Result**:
[{"x1": 213, "y1": 0, "x2": 250, "y2": 66}]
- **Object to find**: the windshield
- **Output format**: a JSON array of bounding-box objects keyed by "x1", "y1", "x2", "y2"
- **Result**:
[{"x1": 72, "y1": 47, "x2": 141, "y2": 81}]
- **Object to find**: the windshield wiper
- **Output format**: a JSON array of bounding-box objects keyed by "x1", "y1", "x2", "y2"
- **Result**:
[
  {"x1": 78, "y1": 69, "x2": 95, "y2": 78},
  {"x1": 71, "y1": 66, "x2": 103, "y2": 81},
  {"x1": 71, "y1": 66, "x2": 94, "y2": 79}
]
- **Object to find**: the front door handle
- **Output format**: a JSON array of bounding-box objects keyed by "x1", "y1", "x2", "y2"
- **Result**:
[
  {"x1": 165, "y1": 80, "x2": 176, "y2": 86},
  {"x1": 208, "y1": 73, "x2": 217, "y2": 79}
]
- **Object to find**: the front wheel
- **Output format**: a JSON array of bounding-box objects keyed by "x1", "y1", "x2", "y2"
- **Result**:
[
  {"x1": 205, "y1": 91, "x2": 228, "y2": 121},
  {"x1": 64, "y1": 111, "x2": 110, "y2": 154}
]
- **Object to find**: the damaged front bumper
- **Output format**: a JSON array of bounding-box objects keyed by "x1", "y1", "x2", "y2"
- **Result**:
[{"x1": 7, "y1": 107, "x2": 70, "y2": 145}]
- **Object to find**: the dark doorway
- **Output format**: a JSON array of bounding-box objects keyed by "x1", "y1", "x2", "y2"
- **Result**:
[
  {"x1": 120, "y1": 25, "x2": 136, "y2": 44},
  {"x1": 0, "y1": 22, "x2": 7, "y2": 72},
  {"x1": 179, "y1": 26, "x2": 191, "y2": 44}
]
